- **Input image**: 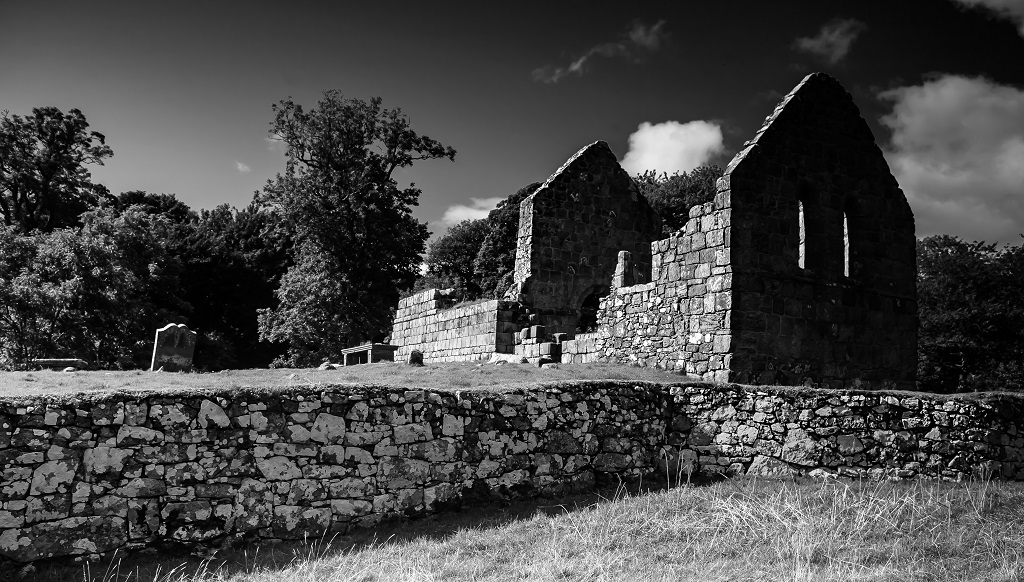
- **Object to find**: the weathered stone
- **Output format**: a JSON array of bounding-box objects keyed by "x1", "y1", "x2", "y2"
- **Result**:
[
  {"x1": 116, "y1": 477, "x2": 166, "y2": 498},
  {"x1": 116, "y1": 425, "x2": 163, "y2": 446},
  {"x1": 84, "y1": 446, "x2": 133, "y2": 479},
  {"x1": 0, "y1": 516, "x2": 126, "y2": 561},
  {"x1": 197, "y1": 400, "x2": 230, "y2": 429},
  {"x1": 257, "y1": 456, "x2": 302, "y2": 481},
  {"x1": 29, "y1": 458, "x2": 79, "y2": 495},
  {"x1": 746, "y1": 455, "x2": 795, "y2": 478},
  {"x1": 331, "y1": 499, "x2": 372, "y2": 518},
  {"x1": 309, "y1": 414, "x2": 346, "y2": 444},
  {"x1": 836, "y1": 434, "x2": 865, "y2": 455},
  {"x1": 593, "y1": 452, "x2": 630, "y2": 472},
  {"x1": 393, "y1": 422, "x2": 432, "y2": 445},
  {"x1": 25, "y1": 494, "x2": 71, "y2": 523},
  {"x1": 378, "y1": 457, "x2": 430, "y2": 487},
  {"x1": 546, "y1": 430, "x2": 581, "y2": 454},
  {"x1": 780, "y1": 428, "x2": 820, "y2": 466},
  {"x1": 272, "y1": 506, "x2": 331, "y2": 539}
]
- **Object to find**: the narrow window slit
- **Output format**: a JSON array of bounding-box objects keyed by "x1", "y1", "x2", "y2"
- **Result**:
[
  {"x1": 798, "y1": 201, "x2": 805, "y2": 269},
  {"x1": 843, "y1": 212, "x2": 849, "y2": 277}
]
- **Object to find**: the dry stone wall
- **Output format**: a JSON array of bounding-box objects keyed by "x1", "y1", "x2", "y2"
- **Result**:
[
  {"x1": 391, "y1": 291, "x2": 522, "y2": 362},
  {"x1": 666, "y1": 385, "x2": 1024, "y2": 482},
  {"x1": 3, "y1": 381, "x2": 1022, "y2": 566},
  {"x1": 0, "y1": 382, "x2": 670, "y2": 565}
]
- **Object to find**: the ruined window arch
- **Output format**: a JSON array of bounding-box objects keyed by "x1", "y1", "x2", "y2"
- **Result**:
[{"x1": 576, "y1": 286, "x2": 609, "y2": 333}]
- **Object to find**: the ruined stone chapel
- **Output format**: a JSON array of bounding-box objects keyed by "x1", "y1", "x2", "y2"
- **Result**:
[{"x1": 390, "y1": 73, "x2": 918, "y2": 390}]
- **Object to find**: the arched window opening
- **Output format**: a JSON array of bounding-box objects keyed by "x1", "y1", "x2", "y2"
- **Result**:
[
  {"x1": 576, "y1": 287, "x2": 609, "y2": 333},
  {"x1": 798, "y1": 201, "x2": 806, "y2": 269},
  {"x1": 843, "y1": 212, "x2": 850, "y2": 277}
]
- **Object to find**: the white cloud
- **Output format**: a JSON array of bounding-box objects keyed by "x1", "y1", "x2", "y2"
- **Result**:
[
  {"x1": 440, "y1": 197, "x2": 505, "y2": 226},
  {"x1": 794, "y1": 18, "x2": 867, "y2": 64},
  {"x1": 235, "y1": 161, "x2": 251, "y2": 173},
  {"x1": 533, "y1": 20, "x2": 669, "y2": 83},
  {"x1": 265, "y1": 137, "x2": 285, "y2": 152},
  {"x1": 620, "y1": 120, "x2": 725, "y2": 176},
  {"x1": 880, "y1": 75, "x2": 1024, "y2": 244},
  {"x1": 950, "y1": 0, "x2": 1024, "y2": 36}
]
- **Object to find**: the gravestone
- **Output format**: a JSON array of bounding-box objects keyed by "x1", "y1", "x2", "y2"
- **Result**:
[{"x1": 150, "y1": 324, "x2": 197, "y2": 372}]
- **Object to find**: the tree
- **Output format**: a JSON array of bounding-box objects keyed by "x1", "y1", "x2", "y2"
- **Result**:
[
  {"x1": 185, "y1": 202, "x2": 291, "y2": 369},
  {"x1": 424, "y1": 218, "x2": 490, "y2": 300},
  {"x1": 473, "y1": 181, "x2": 543, "y2": 298},
  {"x1": 635, "y1": 164, "x2": 723, "y2": 234},
  {"x1": 256, "y1": 92, "x2": 455, "y2": 366},
  {"x1": 0, "y1": 107, "x2": 113, "y2": 232},
  {"x1": 917, "y1": 235, "x2": 1024, "y2": 393},
  {"x1": 0, "y1": 207, "x2": 186, "y2": 369}
]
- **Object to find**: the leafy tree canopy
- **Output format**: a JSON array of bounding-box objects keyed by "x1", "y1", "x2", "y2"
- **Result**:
[
  {"x1": 635, "y1": 165, "x2": 723, "y2": 234},
  {"x1": 424, "y1": 218, "x2": 490, "y2": 300},
  {"x1": 0, "y1": 207, "x2": 185, "y2": 369},
  {"x1": 917, "y1": 235, "x2": 1024, "y2": 393},
  {"x1": 256, "y1": 92, "x2": 455, "y2": 366},
  {"x1": 472, "y1": 181, "x2": 542, "y2": 299},
  {"x1": 0, "y1": 107, "x2": 113, "y2": 232}
]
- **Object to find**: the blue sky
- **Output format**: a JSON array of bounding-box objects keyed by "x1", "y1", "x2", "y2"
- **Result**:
[{"x1": 2, "y1": 0, "x2": 1023, "y2": 244}]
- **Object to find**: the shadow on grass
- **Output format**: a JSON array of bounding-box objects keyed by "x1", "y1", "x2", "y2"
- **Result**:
[{"x1": 22, "y1": 477, "x2": 721, "y2": 582}]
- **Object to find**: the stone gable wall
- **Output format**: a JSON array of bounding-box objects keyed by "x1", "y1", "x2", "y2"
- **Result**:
[
  {"x1": 724, "y1": 73, "x2": 917, "y2": 389},
  {"x1": 562, "y1": 191, "x2": 733, "y2": 380},
  {"x1": 506, "y1": 141, "x2": 661, "y2": 332},
  {"x1": 1, "y1": 383, "x2": 1023, "y2": 565},
  {"x1": 391, "y1": 292, "x2": 522, "y2": 362}
]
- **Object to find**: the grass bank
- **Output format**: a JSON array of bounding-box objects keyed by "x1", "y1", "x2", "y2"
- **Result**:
[
  {"x1": 26, "y1": 477, "x2": 1024, "y2": 582},
  {"x1": 0, "y1": 362, "x2": 688, "y2": 398}
]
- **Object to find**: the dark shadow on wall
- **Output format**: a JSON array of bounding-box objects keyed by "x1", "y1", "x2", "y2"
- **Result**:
[{"x1": 22, "y1": 480, "x2": 697, "y2": 582}]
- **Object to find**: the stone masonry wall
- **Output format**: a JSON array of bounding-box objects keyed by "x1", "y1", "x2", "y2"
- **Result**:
[
  {"x1": 665, "y1": 385, "x2": 1024, "y2": 483},
  {"x1": 2, "y1": 382, "x2": 1023, "y2": 565},
  {"x1": 562, "y1": 192, "x2": 733, "y2": 381},
  {"x1": 506, "y1": 140, "x2": 661, "y2": 332},
  {"x1": 725, "y1": 73, "x2": 918, "y2": 389},
  {"x1": 391, "y1": 291, "x2": 522, "y2": 362},
  {"x1": 0, "y1": 383, "x2": 669, "y2": 565}
]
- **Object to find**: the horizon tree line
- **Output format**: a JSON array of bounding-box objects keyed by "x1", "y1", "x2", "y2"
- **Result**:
[{"x1": 1, "y1": 103, "x2": 1021, "y2": 394}]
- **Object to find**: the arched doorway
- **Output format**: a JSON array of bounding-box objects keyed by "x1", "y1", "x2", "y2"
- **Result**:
[{"x1": 576, "y1": 285, "x2": 609, "y2": 333}]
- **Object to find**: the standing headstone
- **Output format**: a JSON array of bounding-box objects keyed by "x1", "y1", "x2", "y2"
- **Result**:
[
  {"x1": 408, "y1": 350, "x2": 424, "y2": 366},
  {"x1": 150, "y1": 324, "x2": 197, "y2": 372}
]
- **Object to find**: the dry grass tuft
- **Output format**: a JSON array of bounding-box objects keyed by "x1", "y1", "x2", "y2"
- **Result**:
[{"x1": 36, "y1": 477, "x2": 1024, "y2": 582}]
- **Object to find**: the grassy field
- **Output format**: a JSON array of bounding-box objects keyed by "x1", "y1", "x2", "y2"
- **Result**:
[
  {"x1": 22, "y1": 477, "x2": 1024, "y2": 582},
  {"x1": 0, "y1": 361, "x2": 690, "y2": 399}
]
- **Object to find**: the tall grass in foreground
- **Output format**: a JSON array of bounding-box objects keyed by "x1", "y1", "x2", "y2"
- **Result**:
[{"x1": 77, "y1": 478, "x2": 1024, "y2": 582}]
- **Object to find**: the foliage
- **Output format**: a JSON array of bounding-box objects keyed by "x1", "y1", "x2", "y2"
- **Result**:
[
  {"x1": 917, "y1": 235, "x2": 1024, "y2": 392},
  {"x1": 106, "y1": 193, "x2": 292, "y2": 370},
  {"x1": 424, "y1": 219, "x2": 490, "y2": 300},
  {"x1": 472, "y1": 181, "x2": 543, "y2": 299},
  {"x1": 635, "y1": 164, "x2": 723, "y2": 234},
  {"x1": 0, "y1": 207, "x2": 185, "y2": 369},
  {"x1": 0, "y1": 107, "x2": 113, "y2": 232},
  {"x1": 185, "y1": 203, "x2": 291, "y2": 369},
  {"x1": 256, "y1": 92, "x2": 455, "y2": 366}
]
